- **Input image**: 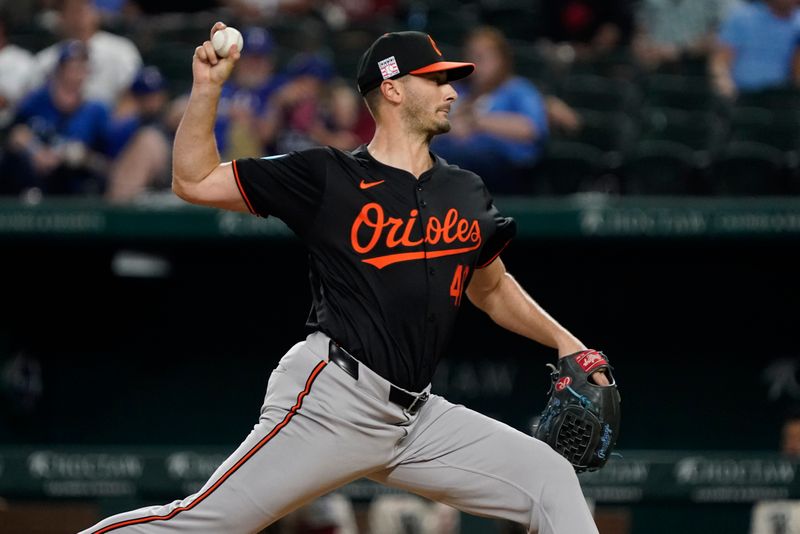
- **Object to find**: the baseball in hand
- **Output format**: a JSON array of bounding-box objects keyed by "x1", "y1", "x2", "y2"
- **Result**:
[{"x1": 212, "y1": 27, "x2": 243, "y2": 58}]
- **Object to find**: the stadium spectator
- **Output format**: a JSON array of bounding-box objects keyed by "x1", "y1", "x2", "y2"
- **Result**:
[
  {"x1": 219, "y1": 0, "x2": 283, "y2": 23},
  {"x1": 222, "y1": 0, "x2": 397, "y2": 27},
  {"x1": 329, "y1": 0, "x2": 398, "y2": 24},
  {"x1": 748, "y1": 407, "x2": 800, "y2": 534},
  {"x1": 280, "y1": 492, "x2": 358, "y2": 534},
  {"x1": 307, "y1": 78, "x2": 373, "y2": 150},
  {"x1": 92, "y1": 0, "x2": 127, "y2": 17},
  {"x1": 92, "y1": 0, "x2": 140, "y2": 26},
  {"x1": 368, "y1": 494, "x2": 459, "y2": 534},
  {"x1": 261, "y1": 52, "x2": 337, "y2": 154},
  {"x1": 633, "y1": 0, "x2": 736, "y2": 72},
  {"x1": 214, "y1": 27, "x2": 286, "y2": 160},
  {"x1": 0, "y1": 40, "x2": 109, "y2": 196},
  {"x1": 33, "y1": 0, "x2": 142, "y2": 107},
  {"x1": 0, "y1": 14, "x2": 38, "y2": 128},
  {"x1": 711, "y1": 0, "x2": 800, "y2": 99},
  {"x1": 781, "y1": 407, "x2": 800, "y2": 459},
  {"x1": 106, "y1": 66, "x2": 167, "y2": 157},
  {"x1": 0, "y1": 350, "x2": 42, "y2": 416},
  {"x1": 538, "y1": 0, "x2": 635, "y2": 62},
  {"x1": 105, "y1": 66, "x2": 171, "y2": 202},
  {"x1": 431, "y1": 27, "x2": 549, "y2": 193},
  {"x1": 544, "y1": 94, "x2": 583, "y2": 136}
]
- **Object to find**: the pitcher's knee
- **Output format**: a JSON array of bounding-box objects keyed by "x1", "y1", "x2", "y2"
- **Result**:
[
  {"x1": 530, "y1": 453, "x2": 596, "y2": 533},
  {"x1": 530, "y1": 453, "x2": 577, "y2": 505},
  {"x1": 543, "y1": 452, "x2": 582, "y2": 498}
]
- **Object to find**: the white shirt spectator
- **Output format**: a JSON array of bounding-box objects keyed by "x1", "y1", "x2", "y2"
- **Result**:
[
  {"x1": 638, "y1": 0, "x2": 739, "y2": 47},
  {"x1": 0, "y1": 43, "x2": 37, "y2": 127},
  {"x1": 35, "y1": 30, "x2": 142, "y2": 106}
]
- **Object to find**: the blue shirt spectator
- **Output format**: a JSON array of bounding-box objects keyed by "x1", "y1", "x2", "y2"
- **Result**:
[
  {"x1": 215, "y1": 77, "x2": 285, "y2": 154},
  {"x1": 432, "y1": 27, "x2": 549, "y2": 193},
  {"x1": 106, "y1": 66, "x2": 168, "y2": 157},
  {"x1": 106, "y1": 113, "x2": 140, "y2": 158},
  {"x1": 438, "y1": 78, "x2": 548, "y2": 163},
  {"x1": 716, "y1": 0, "x2": 800, "y2": 92},
  {"x1": 15, "y1": 85, "x2": 108, "y2": 151},
  {"x1": 264, "y1": 52, "x2": 336, "y2": 154},
  {"x1": 105, "y1": 66, "x2": 173, "y2": 203},
  {"x1": 214, "y1": 27, "x2": 286, "y2": 158},
  {"x1": 1, "y1": 40, "x2": 110, "y2": 195}
]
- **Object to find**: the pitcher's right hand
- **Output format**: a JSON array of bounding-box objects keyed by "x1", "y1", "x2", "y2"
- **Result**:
[{"x1": 192, "y1": 22, "x2": 240, "y2": 89}]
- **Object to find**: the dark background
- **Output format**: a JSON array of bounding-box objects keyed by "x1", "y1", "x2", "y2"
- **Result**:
[{"x1": 0, "y1": 233, "x2": 795, "y2": 450}]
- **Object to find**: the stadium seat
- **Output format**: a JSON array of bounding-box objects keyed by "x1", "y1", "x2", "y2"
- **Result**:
[
  {"x1": 553, "y1": 109, "x2": 637, "y2": 154},
  {"x1": 479, "y1": 6, "x2": 539, "y2": 42},
  {"x1": 728, "y1": 106, "x2": 774, "y2": 131},
  {"x1": 570, "y1": 49, "x2": 638, "y2": 81},
  {"x1": 332, "y1": 29, "x2": 376, "y2": 82},
  {"x1": 531, "y1": 141, "x2": 606, "y2": 195},
  {"x1": 558, "y1": 75, "x2": 639, "y2": 113},
  {"x1": 651, "y1": 56, "x2": 709, "y2": 77},
  {"x1": 512, "y1": 43, "x2": 552, "y2": 87},
  {"x1": 729, "y1": 107, "x2": 800, "y2": 153},
  {"x1": 620, "y1": 140, "x2": 698, "y2": 195},
  {"x1": 641, "y1": 108, "x2": 725, "y2": 153},
  {"x1": 8, "y1": 30, "x2": 58, "y2": 53},
  {"x1": 711, "y1": 141, "x2": 786, "y2": 196},
  {"x1": 142, "y1": 42, "x2": 196, "y2": 95},
  {"x1": 138, "y1": 22, "x2": 208, "y2": 48},
  {"x1": 642, "y1": 74, "x2": 717, "y2": 112},
  {"x1": 422, "y1": 3, "x2": 478, "y2": 47},
  {"x1": 737, "y1": 87, "x2": 800, "y2": 111}
]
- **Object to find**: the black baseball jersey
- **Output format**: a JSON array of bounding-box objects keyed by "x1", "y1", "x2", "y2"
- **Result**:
[{"x1": 233, "y1": 146, "x2": 516, "y2": 391}]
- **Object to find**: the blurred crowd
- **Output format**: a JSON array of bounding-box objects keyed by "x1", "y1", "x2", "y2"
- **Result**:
[{"x1": 2, "y1": 0, "x2": 800, "y2": 200}]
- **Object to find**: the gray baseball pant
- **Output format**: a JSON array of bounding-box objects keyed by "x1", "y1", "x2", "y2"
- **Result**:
[{"x1": 80, "y1": 331, "x2": 597, "y2": 534}]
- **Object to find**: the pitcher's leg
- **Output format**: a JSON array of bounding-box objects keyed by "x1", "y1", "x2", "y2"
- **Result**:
[
  {"x1": 371, "y1": 397, "x2": 597, "y2": 534},
  {"x1": 80, "y1": 346, "x2": 392, "y2": 534}
]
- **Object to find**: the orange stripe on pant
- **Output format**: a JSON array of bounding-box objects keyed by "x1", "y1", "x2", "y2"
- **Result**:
[{"x1": 91, "y1": 360, "x2": 328, "y2": 534}]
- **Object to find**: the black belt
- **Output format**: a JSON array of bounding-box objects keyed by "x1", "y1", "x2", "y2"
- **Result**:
[{"x1": 328, "y1": 340, "x2": 429, "y2": 415}]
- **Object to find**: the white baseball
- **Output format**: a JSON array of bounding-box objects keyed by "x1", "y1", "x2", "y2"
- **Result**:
[{"x1": 211, "y1": 27, "x2": 243, "y2": 58}]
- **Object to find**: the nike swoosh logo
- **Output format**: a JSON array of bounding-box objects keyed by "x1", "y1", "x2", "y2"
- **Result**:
[{"x1": 359, "y1": 179, "x2": 385, "y2": 190}]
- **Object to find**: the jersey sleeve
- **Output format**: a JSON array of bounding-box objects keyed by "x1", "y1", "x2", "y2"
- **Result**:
[
  {"x1": 476, "y1": 186, "x2": 517, "y2": 268},
  {"x1": 233, "y1": 149, "x2": 328, "y2": 235}
]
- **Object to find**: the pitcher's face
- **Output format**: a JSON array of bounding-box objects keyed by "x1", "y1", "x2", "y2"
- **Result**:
[{"x1": 399, "y1": 72, "x2": 458, "y2": 137}]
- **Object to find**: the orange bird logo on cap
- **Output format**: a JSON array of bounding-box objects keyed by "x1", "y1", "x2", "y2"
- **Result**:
[{"x1": 427, "y1": 35, "x2": 442, "y2": 57}]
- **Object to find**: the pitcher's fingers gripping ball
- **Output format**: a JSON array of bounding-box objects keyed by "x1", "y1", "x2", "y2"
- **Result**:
[
  {"x1": 533, "y1": 350, "x2": 621, "y2": 472},
  {"x1": 191, "y1": 22, "x2": 241, "y2": 88},
  {"x1": 212, "y1": 26, "x2": 243, "y2": 58}
]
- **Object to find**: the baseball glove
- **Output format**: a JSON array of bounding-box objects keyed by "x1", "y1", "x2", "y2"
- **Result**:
[{"x1": 533, "y1": 350, "x2": 621, "y2": 473}]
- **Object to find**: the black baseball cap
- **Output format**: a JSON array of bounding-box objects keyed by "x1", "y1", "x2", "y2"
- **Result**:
[{"x1": 356, "y1": 31, "x2": 475, "y2": 96}]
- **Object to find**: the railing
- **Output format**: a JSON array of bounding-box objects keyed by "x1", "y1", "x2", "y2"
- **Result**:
[{"x1": 1, "y1": 195, "x2": 800, "y2": 240}]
